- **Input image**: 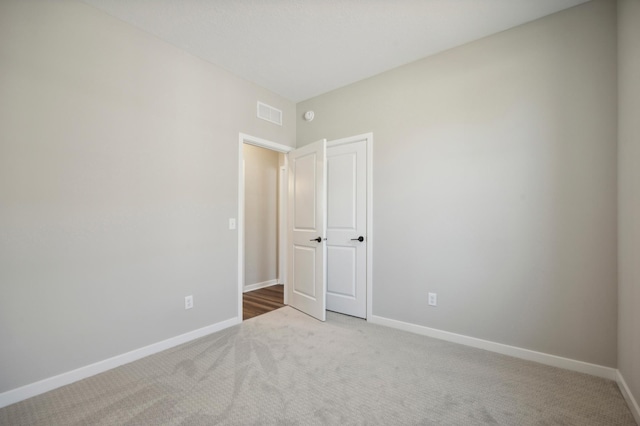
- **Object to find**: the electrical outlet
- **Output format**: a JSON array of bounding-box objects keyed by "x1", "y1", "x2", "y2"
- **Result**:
[
  {"x1": 428, "y1": 292, "x2": 437, "y2": 307},
  {"x1": 228, "y1": 218, "x2": 236, "y2": 230},
  {"x1": 185, "y1": 295, "x2": 193, "y2": 310}
]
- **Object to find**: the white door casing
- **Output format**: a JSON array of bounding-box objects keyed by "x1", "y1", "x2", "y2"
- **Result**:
[
  {"x1": 287, "y1": 139, "x2": 327, "y2": 321},
  {"x1": 326, "y1": 139, "x2": 367, "y2": 318}
]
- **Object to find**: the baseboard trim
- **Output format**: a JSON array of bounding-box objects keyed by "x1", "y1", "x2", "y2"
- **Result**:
[
  {"x1": 243, "y1": 279, "x2": 279, "y2": 293},
  {"x1": 617, "y1": 370, "x2": 640, "y2": 425},
  {"x1": 0, "y1": 316, "x2": 241, "y2": 409},
  {"x1": 368, "y1": 315, "x2": 617, "y2": 381}
]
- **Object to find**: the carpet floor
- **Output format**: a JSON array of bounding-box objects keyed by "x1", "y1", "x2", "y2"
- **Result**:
[{"x1": 1, "y1": 306, "x2": 635, "y2": 425}]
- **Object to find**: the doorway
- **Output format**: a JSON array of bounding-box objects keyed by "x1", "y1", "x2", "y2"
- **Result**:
[{"x1": 237, "y1": 134, "x2": 292, "y2": 321}]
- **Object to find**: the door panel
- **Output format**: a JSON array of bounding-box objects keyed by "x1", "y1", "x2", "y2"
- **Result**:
[
  {"x1": 326, "y1": 140, "x2": 367, "y2": 318},
  {"x1": 288, "y1": 139, "x2": 326, "y2": 321},
  {"x1": 327, "y1": 153, "x2": 357, "y2": 229},
  {"x1": 293, "y1": 153, "x2": 317, "y2": 229},
  {"x1": 327, "y1": 246, "x2": 356, "y2": 296},
  {"x1": 292, "y1": 245, "x2": 316, "y2": 297}
]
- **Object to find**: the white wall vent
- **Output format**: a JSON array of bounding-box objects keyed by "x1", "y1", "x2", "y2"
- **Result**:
[{"x1": 257, "y1": 101, "x2": 282, "y2": 126}]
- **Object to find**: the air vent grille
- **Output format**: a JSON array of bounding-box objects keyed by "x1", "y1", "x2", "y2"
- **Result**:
[{"x1": 257, "y1": 101, "x2": 282, "y2": 126}]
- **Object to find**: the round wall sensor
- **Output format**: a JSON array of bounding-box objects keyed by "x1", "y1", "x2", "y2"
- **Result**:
[{"x1": 304, "y1": 111, "x2": 315, "y2": 121}]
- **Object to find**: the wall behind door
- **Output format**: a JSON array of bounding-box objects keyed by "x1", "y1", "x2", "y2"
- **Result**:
[
  {"x1": 296, "y1": 0, "x2": 617, "y2": 368},
  {"x1": 244, "y1": 144, "x2": 280, "y2": 289}
]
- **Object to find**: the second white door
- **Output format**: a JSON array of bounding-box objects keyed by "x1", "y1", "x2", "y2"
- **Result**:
[{"x1": 326, "y1": 139, "x2": 367, "y2": 318}]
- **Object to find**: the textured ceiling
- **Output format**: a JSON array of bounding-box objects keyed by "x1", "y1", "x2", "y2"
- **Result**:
[{"x1": 81, "y1": 0, "x2": 591, "y2": 102}]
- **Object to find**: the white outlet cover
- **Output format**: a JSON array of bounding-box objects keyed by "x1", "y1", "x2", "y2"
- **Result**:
[
  {"x1": 428, "y1": 292, "x2": 437, "y2": 306},
  {"x1": 229, "y1": 218, "x2": 236, "y2": 230}
]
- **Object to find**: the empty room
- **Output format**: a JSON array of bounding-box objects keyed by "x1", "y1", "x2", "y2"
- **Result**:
[{"x1": 1, "y1": 0, "x2": 639, "y2": 424}]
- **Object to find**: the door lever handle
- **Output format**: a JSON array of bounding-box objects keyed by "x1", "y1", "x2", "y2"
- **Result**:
[
  {"x1": 351, "y1": 236, "x2": 365, "y2": 242},
  {"x1": 310, "y1": 236, "x2": 322, "y2": 243}
]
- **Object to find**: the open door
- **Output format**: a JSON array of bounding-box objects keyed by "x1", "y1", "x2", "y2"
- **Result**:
[{"x1": 287, "y1": 139, "x2": 327, "y2": 321}]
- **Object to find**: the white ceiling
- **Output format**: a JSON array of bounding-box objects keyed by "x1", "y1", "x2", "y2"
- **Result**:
[{"x1": 81, "y1": 0, "x2": 591, "y2": 102}]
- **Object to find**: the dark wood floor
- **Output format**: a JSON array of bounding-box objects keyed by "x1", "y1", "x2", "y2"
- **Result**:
[{"x1": 243, "y1": 284, "x2": 285, "y2": 320}]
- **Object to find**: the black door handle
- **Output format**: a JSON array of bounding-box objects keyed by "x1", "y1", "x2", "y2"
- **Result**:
[
  {"x1": 351, "y1": 236, "x2": 365, "y2": 242},
  {"x1": 310, "y1": 236, "x2": 322, "y2": 243}
]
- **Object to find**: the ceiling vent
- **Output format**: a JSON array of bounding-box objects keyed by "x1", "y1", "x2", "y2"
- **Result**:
[{"x1": 257, "y1": 101, "x2": 282, "y2": 126}]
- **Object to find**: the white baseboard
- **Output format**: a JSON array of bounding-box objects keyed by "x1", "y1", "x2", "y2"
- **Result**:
[
  {"x1": 617, "y1": 370, "x2": 640, "y2": 425},
  {"x1": 243, "y1": 279, "x2": 279, "y2": 293},
  {"x1": 0, "y1": 316, "x2": 241, "y2": 409},
  {"x1": 3, "y1": 313, "x2": 634, "y2": 419},
  {"x1": 368, "y1": 315, "x2": 617, "y2": 381}
]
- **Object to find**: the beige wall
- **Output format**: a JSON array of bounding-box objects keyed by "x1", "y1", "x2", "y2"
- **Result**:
[
  {"x1": 298, "y1": 0, "x2": 618, "y2": 367},
  {"x1": 0, "y1": 0, "x2": 295, "y2": 393},
  {"x1": 618, "y1": 0, "x2": 640, "y2": 413},
  {"x1": 243, "y1": 144, "x2": 280, "y2": 288}
]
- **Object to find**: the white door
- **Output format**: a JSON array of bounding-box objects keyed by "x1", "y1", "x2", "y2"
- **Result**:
[
  {"x1": 326, "y1": 140, "x2": 367, "y2": 318},
  {"x1": 287, "y1": 139, "x2": 327, "y2": 321}
]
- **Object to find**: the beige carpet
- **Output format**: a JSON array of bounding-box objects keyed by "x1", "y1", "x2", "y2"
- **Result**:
[{"x1": 1, "y1": 306, "x2": 636, "y2": 425}]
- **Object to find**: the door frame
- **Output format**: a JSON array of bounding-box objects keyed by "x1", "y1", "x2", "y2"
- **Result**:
[
  {"x1": 237, "y1": 133, "x2": 293, "y2": 320},
  {"x1": 326, "y1": 132, "x2": 374, "y2": 319}
]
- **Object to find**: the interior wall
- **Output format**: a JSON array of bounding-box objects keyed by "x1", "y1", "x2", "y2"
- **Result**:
[
  {"x1": 243, "y1": 144, "x2": 280, "y2": 288},
  {"x1": 297, "y1": 0, "x2": 617, "y2": 367},
  {"x1": 618, "y1": 0, "x2": 640, "y2": 411},
  {"x1": 0, "y1": 0, "x2": 295, "y2": 393}
]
